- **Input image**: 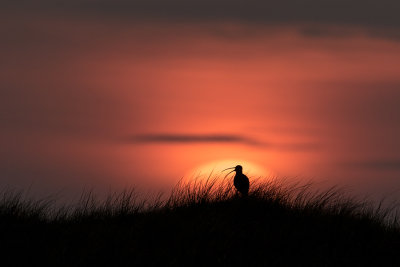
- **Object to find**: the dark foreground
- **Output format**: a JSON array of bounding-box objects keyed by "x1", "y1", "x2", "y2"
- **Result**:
[{"x1": 1, "y1": 180, "x2": 400, "y2": 266}]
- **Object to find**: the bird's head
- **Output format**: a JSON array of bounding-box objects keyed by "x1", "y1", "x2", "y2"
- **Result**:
[{"x1": 234, "y1": 165, "x2": 243, "y2": 173}]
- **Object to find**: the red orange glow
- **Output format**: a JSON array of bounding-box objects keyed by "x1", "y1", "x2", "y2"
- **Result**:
[{"x1": 2, "y1": 19, "x2": 400, "y2": 194}]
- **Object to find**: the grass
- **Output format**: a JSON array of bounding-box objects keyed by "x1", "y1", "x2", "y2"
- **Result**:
[{"x1": 1, "y1": 177, "x2": 400, "y2": 266}]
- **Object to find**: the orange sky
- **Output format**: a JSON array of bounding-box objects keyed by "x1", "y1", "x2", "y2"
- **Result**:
[{"x1": 2, "y1": 16, "x2": 400, "y2": 198}]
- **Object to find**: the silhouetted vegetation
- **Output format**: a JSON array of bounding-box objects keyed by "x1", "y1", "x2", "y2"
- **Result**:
[{"x1": 1, "y1": 177, "x2": 400, "y2": 266}]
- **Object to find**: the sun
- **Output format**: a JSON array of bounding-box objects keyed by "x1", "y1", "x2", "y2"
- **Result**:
[{"x1": 185, "y1": 159, "x2": 271, "y2": 182}]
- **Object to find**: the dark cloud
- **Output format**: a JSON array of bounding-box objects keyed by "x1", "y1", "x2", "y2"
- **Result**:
[
  {"x1": 343, "y1": 159, "x2": 400, "y2": 171},
  {"x1": 2, "y1": 0, "x2": 400, "y2": 42},
  {"x1": 127, "y1": 134, "x2": 255, "y2": 144},
  {"x1": 125, "y1": 133, "x2": 320, "y2": 151},
  {"x1": 4, "y1": 0, "x2": 400, "y2": 31}
]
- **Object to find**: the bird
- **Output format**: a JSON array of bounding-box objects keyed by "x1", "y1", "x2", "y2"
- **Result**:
[{"x1": 222, "y1": 165, "x2": 249, "y2": 196}]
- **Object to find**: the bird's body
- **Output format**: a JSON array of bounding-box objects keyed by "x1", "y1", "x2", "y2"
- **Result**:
[
  {"x1": 223, "y1": 165, "x2": 249, "y2": 196},
  {"x1": 233, "y1": 166, "x2": 249, "y2": 196}
]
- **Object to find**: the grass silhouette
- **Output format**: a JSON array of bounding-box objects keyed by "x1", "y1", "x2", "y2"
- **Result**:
[{"x1": 1, "y1": 177, "x2": 400, "y2": 266}]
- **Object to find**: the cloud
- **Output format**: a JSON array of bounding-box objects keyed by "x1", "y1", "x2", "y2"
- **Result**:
[
  {"x1": 125, "y1": 133, "x2": 320, "y2": 151},
  {"x1": 343, "y1": 159, "x2": 400, "y2": 171},
  {"x1": 127, "y1": 133, "x2": 255, "y2": 144},
  {"x1": 4, "y1": 0, "x2": 400, "y2": 37},
  {"x1": 2, "y1": 0, "x2": 400, "y2": 43}
]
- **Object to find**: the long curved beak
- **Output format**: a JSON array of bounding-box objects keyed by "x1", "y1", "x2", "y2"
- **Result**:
[
  {"x1": 221, "y1": 167, "x2": 235, "y2": 172},
  {"x1": 222, "y1": 167, "x2": 235, "y2": 178}
]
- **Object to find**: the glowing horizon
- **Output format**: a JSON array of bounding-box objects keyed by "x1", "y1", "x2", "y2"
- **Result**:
[{"x1": 1, "y1": 10, "x2": 400, "y2": 199}]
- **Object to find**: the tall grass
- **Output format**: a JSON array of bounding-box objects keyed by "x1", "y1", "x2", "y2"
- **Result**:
[
  {"x1": 0, "y1": 190, "x2": 56, "y2": 221},
  {"x1": 2, "y1": 176, "x2": 400, "y2": 266},
  {"x1": 0, "y1": 176, "x2": 397, "y2": 227}
]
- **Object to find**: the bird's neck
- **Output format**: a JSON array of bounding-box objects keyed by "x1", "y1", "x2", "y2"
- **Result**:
[{"x1": 236, "y1": 170, "x2": 243, "y2": 175}]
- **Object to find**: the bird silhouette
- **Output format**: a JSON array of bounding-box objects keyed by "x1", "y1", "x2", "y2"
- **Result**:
[{"x1": 222, "y1": 165, "x2": 249, "y2": 196}]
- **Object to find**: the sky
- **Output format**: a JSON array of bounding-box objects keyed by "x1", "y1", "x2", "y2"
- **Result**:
[{"x1": 1, "y1": 1, "x2": 400, "y2": 200}]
